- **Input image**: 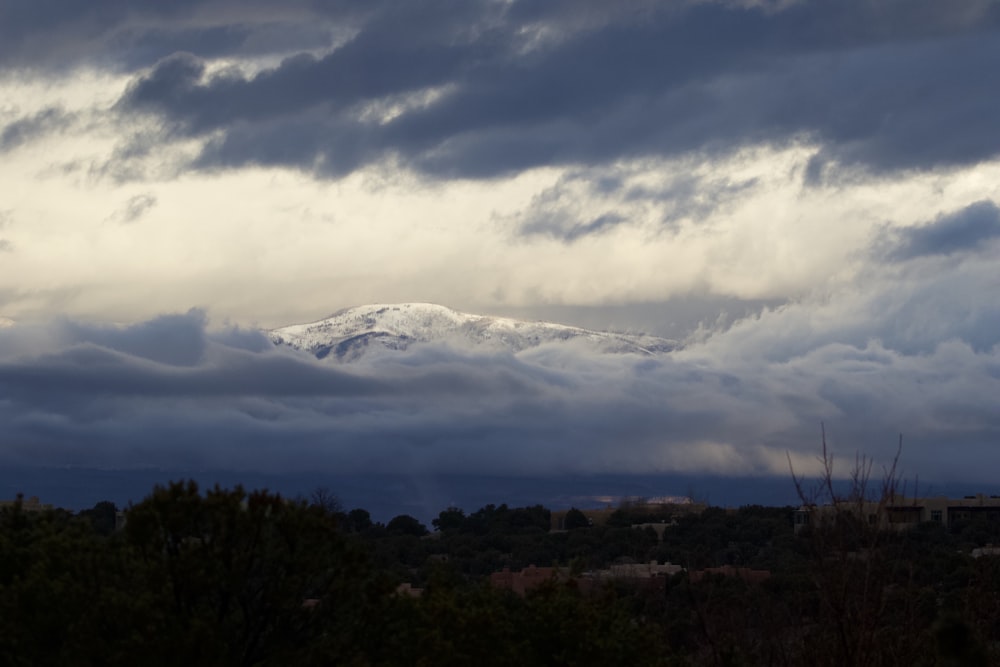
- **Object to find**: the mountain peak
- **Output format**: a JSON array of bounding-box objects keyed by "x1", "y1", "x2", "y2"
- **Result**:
[{"x1": 270, "y1": 303, "x2": 677, "y2": 361}]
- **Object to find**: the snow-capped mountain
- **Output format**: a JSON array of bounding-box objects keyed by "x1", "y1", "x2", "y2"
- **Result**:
[{"x1": 270, "y1": 303, "x2": 677, "y2": 361}]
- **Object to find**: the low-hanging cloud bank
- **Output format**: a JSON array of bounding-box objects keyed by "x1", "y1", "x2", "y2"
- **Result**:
[{"x1": 2, "y1": 201, "x2": 998, "y2": 483}]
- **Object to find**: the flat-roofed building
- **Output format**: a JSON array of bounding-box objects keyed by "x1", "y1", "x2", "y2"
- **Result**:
[
  {"x1": 0, "y1": 496, "x2": 53, "y2": 512},
  {"x1": 794, "y1": 493, "x2": 1000, "y2": 532}
]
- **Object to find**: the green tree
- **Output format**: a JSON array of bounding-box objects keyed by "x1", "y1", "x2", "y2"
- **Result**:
[
  {"x1": 123, "y1": 480, "x2": 390, "y2": 665},
  {"x1": 387, "y1": 514, "x2": 429, "y2": 537},
  {"x1": 0, "y1": 496, "x2": 145, "y2": 666},
  {"x1": 563, "y1": 508, "x2": 590, "y2": 530},
  {"x1": 78, "y1": 500, "x2": 118, "y2": 536},
  {"x1": 346, "y1": 507, "x2": 373, "y2": 532},
  {"x1": 433, "y1": 507, "x2": 466, "y2": 534}
]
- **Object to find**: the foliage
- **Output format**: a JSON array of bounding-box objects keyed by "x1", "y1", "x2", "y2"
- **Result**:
[
  {"x1": 77, "y1": 500, "x2": 118, "y2": 536},
  {"x1": 563, "y1": 507, "x2": 590, "y2": 530},
  {"x1": 386, "y1": 513, "x2": 429, "y2": 537},
  {"x1": 4, "y1": 462, "x2": 1000, "y2": 665},
  {"x1": 344, "y1": 507, "x2": 373, "y2": 533}
]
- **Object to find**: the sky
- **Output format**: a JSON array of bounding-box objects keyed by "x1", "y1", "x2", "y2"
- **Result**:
[{"x1": 1, "y1": 0, "x2": 1000, "y2": 502}]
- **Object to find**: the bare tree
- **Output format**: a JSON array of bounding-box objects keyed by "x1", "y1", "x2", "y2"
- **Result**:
[
  {"x1": 788, "y1": 426, "x2": 924, "y2": 667},
  {"x1": 308, "y1": 486, "x2": 343, "y2": 515}
]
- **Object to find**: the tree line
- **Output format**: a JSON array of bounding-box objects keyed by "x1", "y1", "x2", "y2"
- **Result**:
[{"x1": 3, "y1": 479, "x2": 1000, "y2": 665}]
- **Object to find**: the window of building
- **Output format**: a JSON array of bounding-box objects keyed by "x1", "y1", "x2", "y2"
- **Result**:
[{"x1": 931, "y1": 510, "x2": 942, "y2": 523}]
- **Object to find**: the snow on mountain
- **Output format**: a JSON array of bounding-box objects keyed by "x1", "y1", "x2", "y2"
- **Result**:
[{"x1": 269, "y1": 303, "x2": 677, "y2": 361}]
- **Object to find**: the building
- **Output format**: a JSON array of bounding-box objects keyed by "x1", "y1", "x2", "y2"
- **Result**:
[
  {"x1": 0, "y1": 496, "x2": 53, "y2": 512},
  {"x1": 492, "y1": 560, "x2": 684, "y2": 596},
  {"x1": 396, "y1": 582, "x2": 424, "y2": 597},
  {"x1": 600, "y1": 559, "x2": 683, "y2": 580},
  {"x1": 490, "y1": 565, "x2": 563, "y2": 595},
  {"x1": 689, "y1": 565, "x2": 771, "y2": 585},
  {"x1": 577, "y1": 559, "x2": 683, "y2": 594},
  {"x1": 550, "y1": 498, "x2": 704, "y2": 531},
  {"x1": 794, "y1": 493, "x2": 1000, "y2": 533}
]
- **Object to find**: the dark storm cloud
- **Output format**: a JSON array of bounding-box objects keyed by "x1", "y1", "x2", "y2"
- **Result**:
[
  {"x1": 0, "y1": 319, "x2": 744, "y2": 472},
  {"x1": 520, "y1": 211, "x2": 627, "y2": 243},
  {"x1": 0, "y1": 107, "x2": 76, "y2": 152},
  {"x1": 0, "y1": 1, "x2": 367, "y2": 71},
  {"x1": 57, "y1": 310, "x2": 212, "y2": 366},
  {"x1": 95, "y1": 0, "x2": 1000, "y2": 180},
  {"x1": 883, "y1": 200, "x2": 1000, "y2": 261},
  {"x1": 0, "y1": 210, "x2": 11, "y2": 251},
  {"x1": 111, "y1": 193, "x2": 157, "y2": 224},
  {"x1": 512, "y1": 166, "x2": 760, "y2": 242},
  {"x1": 0, "y1": 311, "x2": 383, "y2": 399}
]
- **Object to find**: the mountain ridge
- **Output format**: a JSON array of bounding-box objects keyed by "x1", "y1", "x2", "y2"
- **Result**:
[{"x1": 270, "y1": 303, "x2": 678, "y2": 361}]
